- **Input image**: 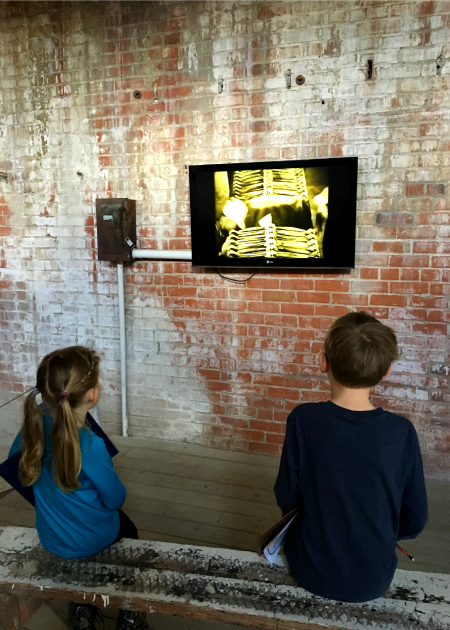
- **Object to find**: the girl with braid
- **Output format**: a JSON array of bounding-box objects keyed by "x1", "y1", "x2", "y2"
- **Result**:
[{"x1": 9, "y1": 346, "x2": 148, "y2": 630}]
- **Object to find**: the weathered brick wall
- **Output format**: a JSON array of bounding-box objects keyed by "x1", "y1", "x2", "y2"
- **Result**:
[{"x1": 0, "y1": 1, "x2": 449, "y2": 475}]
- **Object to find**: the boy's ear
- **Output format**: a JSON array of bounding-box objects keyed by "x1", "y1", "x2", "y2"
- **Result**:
[
  {"x1": 382, "y1": 365, "x2": 392, "y2": 380},
  {"x1": 319, "y1": 351, "x2": 330, "y2": 374}
]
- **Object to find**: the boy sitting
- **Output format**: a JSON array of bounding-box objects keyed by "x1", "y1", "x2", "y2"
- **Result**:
[{"x1": 274, "y1": 311, "x2": 428, "y2": 603}]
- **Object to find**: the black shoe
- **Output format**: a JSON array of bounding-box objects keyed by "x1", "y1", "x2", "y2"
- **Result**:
[
  {"x1": 115, "y1": 609, "x2": 148, "y2": 630},
  {"x1": 72, "y1": 604, "x2": 105, "y2": 630}
]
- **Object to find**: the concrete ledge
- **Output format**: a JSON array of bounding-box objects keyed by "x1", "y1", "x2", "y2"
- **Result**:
[{"x1": 0, "y1": 527, "x2": 449, "y2": 630}]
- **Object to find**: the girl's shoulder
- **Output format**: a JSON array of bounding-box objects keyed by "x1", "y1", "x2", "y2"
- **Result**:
[{"x1": 79, "y1": 425, "x2": 108, "y2": 457}]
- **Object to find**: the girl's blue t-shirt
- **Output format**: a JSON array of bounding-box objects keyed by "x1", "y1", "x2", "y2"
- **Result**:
[{"x1": 9, "y1": 414, "x2": 126, "y2": 559}]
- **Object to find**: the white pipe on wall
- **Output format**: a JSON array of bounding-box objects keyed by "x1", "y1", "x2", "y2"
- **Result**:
[
  {"x1": 117, "y1": 249, "x2": 192, "y2": 438},
  {"x1": 117, "y1": 262, "x2": 128, "y2": 437},
  {"x1": 132, "y1": 249, "x2": 192, "y2": 260}
]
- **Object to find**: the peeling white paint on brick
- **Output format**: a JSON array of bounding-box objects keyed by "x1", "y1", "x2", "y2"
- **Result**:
[{"x1": 0, "y1": 1, "x2": 449, "y2": 467}]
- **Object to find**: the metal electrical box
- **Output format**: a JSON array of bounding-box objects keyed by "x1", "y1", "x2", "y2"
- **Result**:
[{"x1": 96, "y1": 198, "x2": 136, "y2": 262}]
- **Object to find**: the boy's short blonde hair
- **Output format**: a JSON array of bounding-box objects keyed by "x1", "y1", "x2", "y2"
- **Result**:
[{"x1": 324, "y1": 311, "x2": 398, "y2": 388}]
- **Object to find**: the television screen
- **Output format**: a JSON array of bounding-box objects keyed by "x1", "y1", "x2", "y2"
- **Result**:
[{"x1": 189, "y1": 157, "x2": 358, "y2": 269}]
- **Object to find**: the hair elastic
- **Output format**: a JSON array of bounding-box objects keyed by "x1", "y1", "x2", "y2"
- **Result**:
[
  {"x1": 60, "y1": 391, "x2": 70, "y2": 398},
  {"x1": 32, "y1": 387, "x2": 40, "y2": 396}
]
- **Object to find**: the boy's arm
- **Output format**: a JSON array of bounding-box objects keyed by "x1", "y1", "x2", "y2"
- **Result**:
[
  {"x1": 398, "y1": 427, "x2": 428, "y2": 540},
  {"x1": 274, "y1": 411, "x2": 300, "y2": 515}
]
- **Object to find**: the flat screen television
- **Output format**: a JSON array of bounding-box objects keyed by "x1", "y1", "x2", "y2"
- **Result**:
[{"x1": 189, "y1": 156, "x2": 358, "y2": 269}]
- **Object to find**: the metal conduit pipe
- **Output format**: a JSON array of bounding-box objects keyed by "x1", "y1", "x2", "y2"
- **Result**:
[
  {"x1": 117, "y1": 249, "x2": 192, "y2": 437},
  {"x1": 132, "y1": 249, "x2": 192, "y2": 260},
  {"x1": 117, "y1": 262, "x2": 128, "y2": 437}
]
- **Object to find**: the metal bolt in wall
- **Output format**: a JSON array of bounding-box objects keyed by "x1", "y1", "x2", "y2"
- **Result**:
[{"x1": 285, "y1": 69, "x2": 292, "y2": 89}]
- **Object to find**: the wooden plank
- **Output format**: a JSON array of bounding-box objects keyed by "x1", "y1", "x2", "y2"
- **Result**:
[
  {"x1": 0, "y1": 506, "x2": 36, "y2": 528},
  {"x1": 2, "y1": 585, "x2": 345, "y2": 630},
  {"x1": 0, "y1": 593, "x2": 42, "y2": 630},
  {"x1": 115, "y1": 450, "x2": 278, "y2": 491},
  {"x1": 137, "y1": 529, "x2": 211, "y2": 547},
  {"x1": 116, "y1": 467, "x2": 276, "y2": 506},
  {"x1": 119, "y1": 444, "x2": 280, "y2": 477},
  {"x1": 123, "y1": 479, "x2": 280, "y2": 520},
  {"x1": 124, "y1": 508, "x2": 257, "y2": 551},
  {"x1": 123, "y1": 495, "x2": 274, "y2": 535},
  {"x1": 425, "y1": 479, "x2": 450, "y2": 496},
  {"x1": 113, "y1": 437, "x2": 281, "y2": 468},
  {"x1": 0, "y1": 493, "x2": 34, "y2": 511}
]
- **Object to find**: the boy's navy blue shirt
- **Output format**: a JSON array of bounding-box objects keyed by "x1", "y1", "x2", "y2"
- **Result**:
[{"x1": 274, "y1": 401, "x2": 428, "y2": 603}]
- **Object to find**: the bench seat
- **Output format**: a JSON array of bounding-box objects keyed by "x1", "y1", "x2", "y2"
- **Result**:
[{"x1": 1, "y1": 527, "x2": 450, "y2": 630}]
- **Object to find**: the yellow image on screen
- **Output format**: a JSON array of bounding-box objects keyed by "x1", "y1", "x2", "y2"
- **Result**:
[{"x1": 214, "y1": 167, "x2": 328, "y2": 259}]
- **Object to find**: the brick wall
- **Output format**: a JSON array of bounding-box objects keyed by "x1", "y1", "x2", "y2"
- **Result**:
[{"x1": 0, "y1": 0, "x2": 449, "y2": 476}]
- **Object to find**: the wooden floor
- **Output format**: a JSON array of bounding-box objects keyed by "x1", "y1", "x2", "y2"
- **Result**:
[
  {"x1": 0, "y1": 435, "x2": 449, "y2": 629},
  {"x1": 1, "y1": 435, "x2": 449, "y2": 573}
]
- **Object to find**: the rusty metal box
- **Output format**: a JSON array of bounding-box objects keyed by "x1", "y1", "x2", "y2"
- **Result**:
[{"x1": 96, "y1": 198, "x2": 136, "y2": 262}]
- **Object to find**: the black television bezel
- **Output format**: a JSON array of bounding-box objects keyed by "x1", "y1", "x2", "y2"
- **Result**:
[{"x1": 189, "y1": 156, "x2": 358, "y2": 269}]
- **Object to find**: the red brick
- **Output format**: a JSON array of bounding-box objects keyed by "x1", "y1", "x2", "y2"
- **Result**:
[
  {"x1": 249, "y1": 442, "x2": 281, "y2": 455},
  {"x1": 198, "y1": 369, "x2": 220, "y2": 380},
  {"x1": 219, "y1": 416, "x2": 249, "y2": 429},
  {"x1": 248, "y1": 277, "x2": 280, "y2": 289},
  {"x1": 250, "y1": 419, "x2": 284, "y2": 433},
  {"x1": 296, "y1": 291, "x2": 330, "y2": 303},
  {"x1": 405, "y1": 184, "x2": 424, "y2": 196},
  {"x1": 417, "y1": 213, "x2": 450, "y2": 225},
  {"x1": 248, "y1": 301, "x2": 280, "y2": 313},
  {"x1": 431, "y1": 256, "x2": 450, "y2": 268},
  {"x1": 267, "y1": 387, "x2": 301, "y2": 400},
  {"x1": 264, "y1": 314, "x2": 299, "y2": 327},
  {"x1": 380, "y1": 269, "x2": 399, "y2": 280},
  {"x1": 236, "y1": 313, "x2": 265, "y2": 325},
  {"x1": 389, "y1": 255, "x2": 430, "y2": 268},
  {"x1": 360, "y1": 268, "x2": 378, "y2": 279},
  {"x1": 370, "y1": 294, "x2": 407, "y2": 307},
  {"x1": 412, "y1": 323, "x2": 447, "y2": 335},
  {"x1": 400, "y1": 268, "x2": 420, "y2": 281},
  {"x1": 432, "y1": 281, "x2": 447, "y2": 294},
  {"x1": 315, "y1": 279, "x2": 349, "y2": 292},
  {"x1": 373, "y1": 242, "x2": 406, "y2": 255},
  {"x1": 410, "y1": 296, "x2": 446, "y2": 308},
  {"x1": 315, "y1": 305, "x2": 350, "y2": 317},
  {"x1": 390, "y1": 282, "x2": 429, "y2": 294},
  {"x1": 426, "y1": 184, "x2": 445, "y2": 195},
  {"x1": 235, "y1": 428, "x2": 266, "y2": 442},
  {"x1": 280, "y1": 279, "x2": 314, "y2": 291},
  {"x1": 256, "y1": 409, "x2": 275, "y2": 421},
  {"x1": 413, "y1": 241, "x2": 438, "y2": 254},
  {"x1": 331, "y1": 293, "x2": 369, "y2": 306},
  {"x1": 265, "y1": 433, "x2": 285, "y2": 445},
  {"x1": 397, "y1": 227, "x2": 437, "y2": 239},
  {"x1": 281, "y1": 303, "x2": 315, "y2": 315},
  {"x1": 421, "y1": 269, "x2": 440, "y2": 282},
  {"x1": 229, "y1": 288, "x2": 261, "y2": 301},
  {"x1": 261, "y1": 290, "x2": 295, "y2": 302}
]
